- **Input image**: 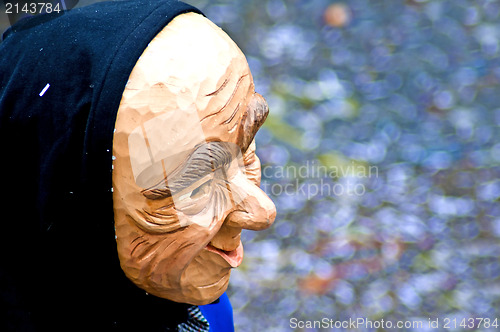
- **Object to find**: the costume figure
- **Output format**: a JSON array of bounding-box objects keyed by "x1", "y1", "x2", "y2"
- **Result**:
[{"x1": 0, "y1": 1, "x2": 275, "y2": 330}]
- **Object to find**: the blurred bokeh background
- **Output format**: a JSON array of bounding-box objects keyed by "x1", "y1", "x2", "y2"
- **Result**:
[
  {"x1": 2, "y1": 0, "x2": 499, "y2": 331},
  {"x1": 184, "y1": 1, "x2": 500, "y2": 331}
]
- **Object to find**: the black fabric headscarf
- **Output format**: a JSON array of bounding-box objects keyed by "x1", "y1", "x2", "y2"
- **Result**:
[{"x1": 0, "y1": 0, "x2": 204, "y2": 330}]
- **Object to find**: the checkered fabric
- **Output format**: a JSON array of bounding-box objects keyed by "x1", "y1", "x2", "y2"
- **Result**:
[{"x1": 177, "y1": 306, "x2": 210, "y2": 332}]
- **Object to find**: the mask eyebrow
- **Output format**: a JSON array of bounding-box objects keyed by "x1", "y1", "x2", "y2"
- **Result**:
[{"x1": 142, "y1": 141, "x2": 234, "y2": 200}]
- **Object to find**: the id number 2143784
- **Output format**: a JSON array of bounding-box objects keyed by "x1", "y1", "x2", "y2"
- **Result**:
[{"x1": 5, "y1": 2, "x2": 61, "y2": 14}]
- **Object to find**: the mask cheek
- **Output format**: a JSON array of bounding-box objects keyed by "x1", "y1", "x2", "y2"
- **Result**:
[
  {"x1": 177, "y1": 207, "x2": 217, "y2": 229},
  {"x1": 124, "y1": 197, "x2": 183, "y2": 234}
]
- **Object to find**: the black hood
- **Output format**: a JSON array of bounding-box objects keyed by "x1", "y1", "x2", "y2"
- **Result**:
[{"x1": 0, "y1": 0, "x2": 202, "y2": 330}]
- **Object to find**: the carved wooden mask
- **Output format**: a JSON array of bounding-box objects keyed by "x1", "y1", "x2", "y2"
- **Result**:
[{"x1": 112, "y1": 13, "x2": 276, "y2": 305}]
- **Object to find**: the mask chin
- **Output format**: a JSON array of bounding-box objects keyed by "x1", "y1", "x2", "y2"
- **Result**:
[{"x1": 177, "y1": 249, "x2": 232, "y2": 305}]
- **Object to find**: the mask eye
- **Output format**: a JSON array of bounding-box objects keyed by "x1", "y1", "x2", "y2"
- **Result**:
[{"x1": 190, "y1": 179, "x2": 213, "y2": 199}]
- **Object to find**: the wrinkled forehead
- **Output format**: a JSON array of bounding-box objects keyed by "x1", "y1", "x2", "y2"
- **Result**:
[
  {"x1": 121, "y1": 12, "x2": 249, "y2": 116},
  {"x1": 115, "y1": 13, "x2": 250, "y2": 188}
]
